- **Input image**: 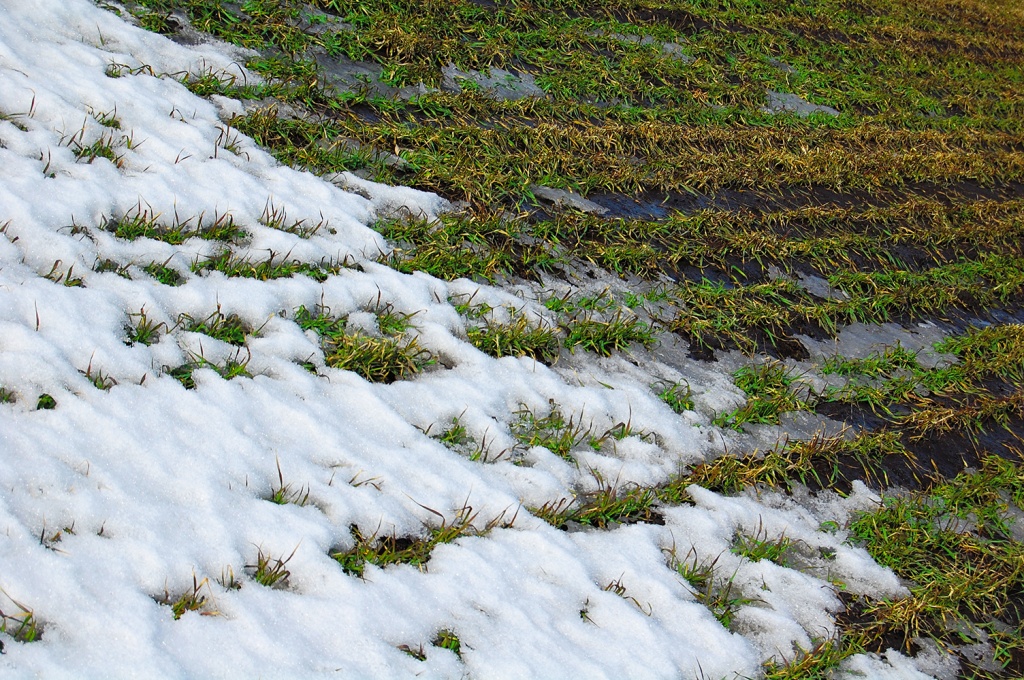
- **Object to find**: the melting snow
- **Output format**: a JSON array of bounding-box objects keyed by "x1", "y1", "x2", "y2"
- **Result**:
[{"x1": 0, "y1": 1, "x2": 939, "y2": 677}]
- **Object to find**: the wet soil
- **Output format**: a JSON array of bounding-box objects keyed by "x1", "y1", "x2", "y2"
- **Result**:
[{"x1": 585, "y1": 180, "x2": 1024, "y2": 222}]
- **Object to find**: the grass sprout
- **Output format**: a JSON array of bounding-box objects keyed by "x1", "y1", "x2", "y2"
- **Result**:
[
  {"x1": 467, "y1": 313, "x2": 560, "y2": 363},
  {"x1": 714, "y1": 361, "x2": 810, "y2": 429},
  {"x1": 0, "y1": 591, "x2": 41, "y2": 643},
  {"x1": 193, "y1": 251, "x2": 343, "y2": 282},
  {"x1": 331, "y1": 505, "x2": 513, "y2": 577},
  {"x1": 846, "y1": 455, "x2": 1024, "y2": 666},
  {"x1": 656, "y1": 381, "x2": 695, "y2": 414},
  {"x1": 126, "y1": 308, "x2": 166, "y2": 346},
  {"x1": 295, "y1": 305, "x2": 433, "y2": 383},
  {"x1": 432, "y1": 629, "x2": 461, "y2": 659},
  {"x1": 259, "y1": 200, "x2": 328, "y2": 238},
  {"x1": 511, "y1": 402, "x2": 591, "y2": 463},
  {"x1": 666, "y1": 546, "x2": 755, "y2": 630},
  {"x1": 143, "y1": 260, "x2": 185, "y2": 286},
  {"x1": 156, "y1": 575, "x2": 214, "y2": 620},
  {"x1": 731, "y1": 522, "x2": 792, "y2": 567},
  {"x1": 267, "y1": 457, "x2": 309, "y2": 506},
  {"x1": 247, "y1": 546, "x2": 297, "y2": 589},
  {"x1": 177, "y1": 308, "x2": 251, "y2": 346},
  {"x1": 166, "y1": 349, "x2": 252, "y2": 389}
]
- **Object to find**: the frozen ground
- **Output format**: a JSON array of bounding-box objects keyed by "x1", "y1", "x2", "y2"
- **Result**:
[{"x1": 0, "y1": 2, "x2": 952, "y2": 677}]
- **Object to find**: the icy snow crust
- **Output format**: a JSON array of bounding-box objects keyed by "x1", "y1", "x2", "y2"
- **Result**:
[{"x1": 0, "y1": 2, "x2": 925, "y2": 677}]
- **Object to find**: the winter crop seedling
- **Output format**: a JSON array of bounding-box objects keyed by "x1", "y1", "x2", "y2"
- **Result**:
[
  {"x1": 143, "y1": 261, "x2": 184, "y2": 286},
  {"x1": 603, "y1": 576, "x2": 653, "y2": 616},
  {"x1": 715, "y1": 361, "x2": 809, "y2": 430},
  {"x1": 563, "y1": 313, "x2": 656, "y2": 357},
  {"x1": 432, "y1": 416, "x2": 471, "y2": 450},
  {"x1": 156, "y1": 575, "x2": 212, "y2": 620},
  {"x1": 44, "y1": 261, "x2": 84, "y2": 288},
  {"x1": 731, "y1": 524, "x2": 792, "y2": 567},
  {"x1": 366, "y1": 298, "x2": 416, "y2": 337},
  {"x1": 267, "y1": 458, "x2": 309, "y2": 507},
  {"x1": 296, "y1": 303, "x2": 434, "y2": 383},
  {"x1": 398, "y1": 643, "x2": 427, "y2": 661},
  {"x1": 331, "y1": 505, "x2": 480, "y2": 577},
  {"x1": 532, "y1": 474, "x2": 660, "y2": 530},
  {"x1": 467, "y1": 314, "x2": 561, "y2": 363},
  {"x1": 259, "y1": 200, "x2": 328, "y2": 238},
  {"x1": 83, "y1": 366, "x2": 116, "y2": 391},
  {"x1": 430, "y1": 416, "x2": 502, "y2": 462},
  {"x1": 193, "y1": 251, "x2": 343, "y2": 282},
  {"x1": 126, "y1": 309, "x2": 166, "y2": 346},
  {"x1": 247, "y1": 546, "x2": 296, "y2": 589},
  {"x1": 655, "y1": 381, "x2": 694, "y2": 414},
  {"x1": 166, "y1": 351, "x2": 252, "y2": 389},
  {"x1": 666, "y1": 547, "x2": 755, "y2": 630},
  {"x1": 217, "y1": 566, "x2": 241, "y2": 592},
  {"x1": 325, "y1": 333, "x2": 432, "y2": 384},
  {"x1": 0, "y1": 599, "x2": 41, "y2": 643},
  {"x1": 511, "y1": 403, "x2": 591, "y2": 463},
  {"x1": 177, "y1": 308, "x2": 251, "y2": 346},
  {"x1": 432, "y1": 629, "x2": 461, "y2": 659},
  {"x1": 94, "y1": 259, "x2": 131, "y2": 278},
  {"x1": 68, "y1": 130, "x2": 125, "y2": 167},
  {"x1": 90, "y1": 107, "x2": 121, "y2": 129},
  {"x1": 846, "y1": 456, "x2": 1024, "y2": 674}
]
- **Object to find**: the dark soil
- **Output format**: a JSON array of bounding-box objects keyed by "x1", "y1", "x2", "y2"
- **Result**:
[{"x1": 585, "y1": 180, "x2": 1024, "y2": 221}]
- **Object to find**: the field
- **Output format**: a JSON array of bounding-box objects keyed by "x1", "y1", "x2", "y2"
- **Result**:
[{"x1": 1, "y1": 0, "x2": 1023, "y2": 677}]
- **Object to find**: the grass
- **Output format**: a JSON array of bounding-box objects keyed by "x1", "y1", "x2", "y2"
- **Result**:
[
  {"x1": 111, "y1": 1, "x2": 1024, "y2": 370},
  {"x1": 247, "y1": 546, "x2": 296, "y2": 589},
  {"x1": 563, "y1": 312, "x2": 656, "y2": 356},
  {"x1": 655, "y1": 381, "x2": 694, "y2": 414},
  {"x1": 103, "y1": 206, "x2": 245, "y2": 245},
  {"x1": 178, "y1": 308, "x2": 251, "y2": 346},
  {"x1": 432, "y1": 629, "x2": 462, "y2": 659},
  {"x1": 294, "y1": 305, "x2": 433, "y2": 383},
  {"x1": 511, "y1": 402, "x2": 591, "y2": 463},
  {"x1": 83, "y1": 365, "x2": 116, "y2": 391},
  {"x1": 330, "y1": 505, "x2": 484, "y2": 577},
  {"x1": 259, "y1": 200, "x2": 331, "y2": 238},
  {"x1": 166, "y1": 351, "x2": 252, "y2": 389},
  {"x1": 126, "y1": 309, "x2": 166, "y2": 346},
  {"x1": 665, "y1": 547, "x2": 755, "y2": 630},
  {"x1": 466, "y1": 313, "x2": 560, "y2": 363},
  {"x1": 192, "y1": 251, "x2": 343, "y2": 282},
  {"x1": 143, "y1": 261, "x2": 185, "y2": 286},
  {"x1": 670, "y1": 430, "x2": 912, "y2": 499},
  {"x1": 156, "y1": 575, "x2": 213, "y2": 620},
  {"x1": 731, "y1": 523, "x2": 792, "y2": 566},
  {"x1": 714, "y1": 360, "x2": 810, "y2": 429},
  {"x1": 845, "y1": 456, "x2": 1024, "y2": 677},
  {"x1": 322, "y1": 334, "x2": 429, "y2": 380},
  {"x1": 65, "y1": 128, "x2": 127, "y2": 167},
  {"x1": 532, "y1": 479, "x2": 660, "y2": 530},
  {"x1": 429, "y1": 415, "x2": 500, "y2": 462},
  {"x1": 0, "y1": 596, "x2": 41, "y2": 643},
  {"x1": 267, "y1": 458, "x2": 309, "y2": 506}
]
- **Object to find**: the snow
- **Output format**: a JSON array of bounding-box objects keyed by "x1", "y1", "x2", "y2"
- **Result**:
[{"x1": 0, "y1": 1, "x2": 940, "y2": 677}]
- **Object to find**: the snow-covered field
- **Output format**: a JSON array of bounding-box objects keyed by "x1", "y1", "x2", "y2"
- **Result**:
[{"x1": 0, "y1": 2, "x2": 949, "y2": 677}]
